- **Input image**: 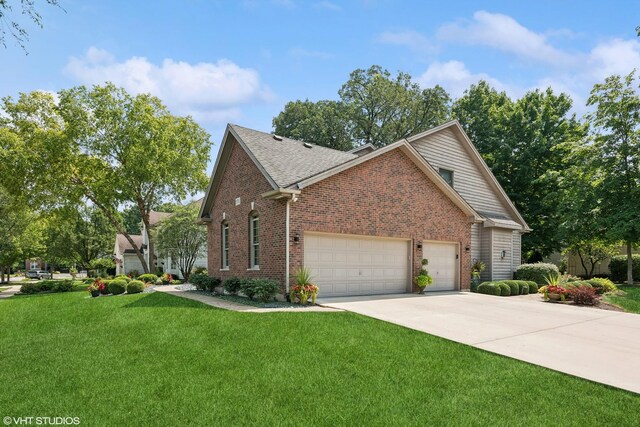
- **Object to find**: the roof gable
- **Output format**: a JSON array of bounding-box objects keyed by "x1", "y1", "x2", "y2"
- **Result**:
[{"x1": 407, "y1": 120, "x2": 530, "y2": 231}]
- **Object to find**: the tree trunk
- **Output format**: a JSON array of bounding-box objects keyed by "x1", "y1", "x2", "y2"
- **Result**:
[
  {"x1": 577, "y1": 249, "x2": 589, "y2": 278},
  {"x1": 139, "y1": 203, "x2": 155, "y2": 276},
  {"x1": 627, "y1": 240, "x2": 633, "y2": 285}
]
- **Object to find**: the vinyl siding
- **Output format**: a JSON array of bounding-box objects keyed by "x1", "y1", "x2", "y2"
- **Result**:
[
  {"x1": 411, "y1": 128, "x2": 514, "y2": 220},
  {"x1": 480, "y1": 227, "x2": 492, "y2": 281},
  {"x1": 512, "y1": 231, "x2": 522, "y2": 272},
  {"x1": 471, "y1": 223, "x2": 482, "y2": 263},
  {"x1": 123, "y1": 254, "x2": 144, "y2": 275},
  {"x1": 492, "y1": 229, "x2": 514, "y2": 280}
]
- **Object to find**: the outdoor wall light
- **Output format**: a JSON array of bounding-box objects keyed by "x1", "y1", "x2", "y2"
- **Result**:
[
  {"x1": 465, "y1": 245, "x2": 471, "y2": 253},
  {"x1": 501, "y1": 250, "x2": 507, "y2": 259},
  {"x1": 293, "y1": 232, "x2": 300, "y2": 243},
  {"x1": 416, "y1": 243, "x2": 422, "y2": 249}
]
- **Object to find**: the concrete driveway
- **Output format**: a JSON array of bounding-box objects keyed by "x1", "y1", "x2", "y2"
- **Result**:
[{"x1": 319, "y1": 292, "x2": 640, "y2": 394}]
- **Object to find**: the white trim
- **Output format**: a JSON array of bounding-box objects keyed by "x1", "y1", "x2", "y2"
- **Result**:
[{"x1": 285, "y1": 199, "x2": 291, "y2": 293}]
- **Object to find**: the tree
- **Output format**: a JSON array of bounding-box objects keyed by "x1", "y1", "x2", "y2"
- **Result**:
[
  {"x1": 0, "y1": 186, "x2": 44, "y2": 283},
  {"x1": 454, "y1": 82, "x2": 586, "y2": 261},
  {"x1": 1, "y1": 85, "x2": 212, "y2": 274},
  {"x1": 273, "y1": 100, "x2": 353, "y2": 150},
  {"x1": 42, "y1": 205, "x2": 115, "y2": 268},
  {"x1": 586, "y1": 71, "x2": 640, "y2": 284},
  {"x1": 0, "y1": 0, "x2": 62, "y2": 50},
  {"x1": 564, "y1": 241, "x2": 618, "y2": 278},
  {"x1": 153, "y1": 204, "x2": 207, "y2": 281},
  {"x1": 122, "y1": 205, "x2": 142, "y2": 235},
  {"x1": 273, "y1": 65, "x2": 451, "y2": 149}
]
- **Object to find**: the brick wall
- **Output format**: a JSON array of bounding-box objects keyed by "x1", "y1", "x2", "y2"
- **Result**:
[
  {"x1": 289, "y1": 148, "x2": 472, "y2": 291},
  {"x1": 207, "y1": 137, "x2": 287, "y2": 284}
]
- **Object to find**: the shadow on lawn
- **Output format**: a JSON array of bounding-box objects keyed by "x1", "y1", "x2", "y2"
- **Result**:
[{"x1": 122, "y1": 291, "x2": 214, "y2": 310}]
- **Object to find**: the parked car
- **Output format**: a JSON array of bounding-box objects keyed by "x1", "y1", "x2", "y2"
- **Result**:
[{"x1": 26, "y1": 270, "x2": 53, "y2": 280}]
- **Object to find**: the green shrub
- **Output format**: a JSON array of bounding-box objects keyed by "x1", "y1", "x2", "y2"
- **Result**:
[
  {"x1": 250, "y1": 279, "x2": 279, "y2": 302},
  {"x1": 126, "y1": 280, "x2": 145, "y2": 294},
  {"x1": 173, "y1": 280, "x2": 182, "y2": 285},
  {"x1": 52, "y1": 280, "x2": 74, "y2": 293},
  {"x1": 108, "y1": 279, "x2": 127, "y2": 295},
  {"x1": 477, "y1": 282, "x2": 501, "y2": 296},
  {"x1": 498, "y1": 283, "x2": 511, "y2": 296},
  {"x1": 223, "y1": 277, "x2": 243, "y2": 295},
  {"x1": 83, "y1": 278, "x2": 94, "y2": 285},
  {"x1": 114, "y1": 275, "x2": 132, "y2": 283},
  {"x1": 191, "y1": 273, "x2": 220, "y2": 291},
  {"x1": 38, "y1": 280, "x2": 55, "y2": 292},
  {"x1": 501, "y1": 281, "x2": 519, "y2": 295},
  {"x1": 502, "y1": 280, "x2": 534, "y2": 295},
  {"x1": 192, "y1": 266, "x2": 207, "y2": 275},
  {"x1": 525, "y1": 281, "x2": 538, "y2": 293},
  {"x1": 587, "y1": 278, "x2": 617, "y2": 295},
  {"x1": 128, "y1": 269, "x2": 140, "y2": 278},
  {"x1": 137, "y1": 274, "x2": 159, "y2": 284},
  {"x1": 515, "y1": 263, "x2": 560, "y2": 284},
  {"x1": 20, "y1": 282, "x2": 41, "y2": 294},
  {"x1": 240, "y1": 279, "x2": 257, "y2": 300},
  {"x1": 609, "y1": 255, "x2": 640, "y2": 283},
  {"x1": 470, "y1": 279, "x2": 481, "y2": 293}
]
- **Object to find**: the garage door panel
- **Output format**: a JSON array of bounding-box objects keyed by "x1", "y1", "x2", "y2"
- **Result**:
[
  {"x1": 305, "y1": 233, "x2": 409, "y2": 297},
  {"x1": 423, "y1": 241, "x2": 458, "y2": 292}
]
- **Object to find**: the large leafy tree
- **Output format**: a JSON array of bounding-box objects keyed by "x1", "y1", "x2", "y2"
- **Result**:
[
  {"x1": 454, "y1": 83, "x2": 585, "y2": 261},
  {"x1": 1, "y1": 85, "x2": 212, "y2": 273},
  {"x1": 586, "y1": 71, "x2": 640, "y2": 284},
  {"x1": 0, "y1": 186, "x2": 44, "y2": 283},
  {"x1": 153, "y1": 204, "x2": 207, "y2": 281},
  {"x1": 42, "y1": 205, "x2": 115, "y2": 268},
  {"x1": 273, "y1": 65, "x2": 451, "y2": 149}
]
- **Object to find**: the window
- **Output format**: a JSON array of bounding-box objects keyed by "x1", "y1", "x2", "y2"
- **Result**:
[
  {"x1": 249, "y1": 214, "x2": 260, "y2": 268},
  {"x1": 30, "y1": 260, "x2": 38, "y2": 269},
  {"x1": 438, "y1": 168, "x2": 454, "y2": 187},
  {"x1": 221, "y1": 222, "x2": 229, "y2": 269}
]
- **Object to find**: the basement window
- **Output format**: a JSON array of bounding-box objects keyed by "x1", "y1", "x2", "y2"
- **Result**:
[{"x1": 438, "y1": 168, "x2": 454, "y2": 187}]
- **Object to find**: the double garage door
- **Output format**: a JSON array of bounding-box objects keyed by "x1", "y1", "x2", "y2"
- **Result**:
[{"x1": 304, "y1": 232, "x2": 458, "y2": 297}]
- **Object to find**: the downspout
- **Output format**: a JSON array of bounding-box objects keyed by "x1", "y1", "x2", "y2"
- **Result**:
[{"x1": 285, "y1": 198, "x2": 291, "y2": 294}]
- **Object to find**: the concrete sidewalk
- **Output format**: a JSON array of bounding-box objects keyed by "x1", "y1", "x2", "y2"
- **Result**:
[
  {"x1": 0, "y1": 285, "x2": 21, "y2": 299},
  {"x1": 318, "y1": 292, "x2": 640, "y2": 394}
]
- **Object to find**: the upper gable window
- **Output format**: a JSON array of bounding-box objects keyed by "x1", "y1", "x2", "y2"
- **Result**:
[{"x1": 439, "y1": 168, "x2": 454, "y2": 187}]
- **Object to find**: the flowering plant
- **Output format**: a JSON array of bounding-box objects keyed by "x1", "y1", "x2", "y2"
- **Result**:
[
  {"x1": 290, "y1": 267, "x2": 319, "y2": 304},
  {"x1": 161, "y1": 272, "x2": 173, "y2": 284},
  {"x1": 544, "y1": 285, "x2": 568, "y2": 301},
  {"x1": 88, "y1": 279, "x2": 105, "y2": 293}
]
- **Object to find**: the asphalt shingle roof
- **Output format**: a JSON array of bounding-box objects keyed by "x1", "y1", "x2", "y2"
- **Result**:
[{"x1": 231, "y1": 124, "x2": 358, "y2": 188}]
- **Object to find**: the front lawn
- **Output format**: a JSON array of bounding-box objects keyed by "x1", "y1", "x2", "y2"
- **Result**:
[
  {"x1": 605, "y1": 285, "x2": 640, "y2": 314},
  {"x1": 1, "y1": 292, "x2": 638, "y2": 425}
]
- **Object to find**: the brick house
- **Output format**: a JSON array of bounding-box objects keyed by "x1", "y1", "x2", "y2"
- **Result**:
[{"x1": 198, "y1": 121, "x2": 529, "y2": 297}]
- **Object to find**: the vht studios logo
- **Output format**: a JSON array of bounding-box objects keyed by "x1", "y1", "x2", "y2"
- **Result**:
[{"x1": 3, "y1": 417, "x2": 80, "y2": 425}]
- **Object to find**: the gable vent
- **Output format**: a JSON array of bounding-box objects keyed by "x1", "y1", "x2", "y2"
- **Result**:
[
  {"x1": 303, "y1": 142, "x2": 313, "y2": 148},
  {"x1": 273, "y1": 135, "x2": 283, "y2": 141}
]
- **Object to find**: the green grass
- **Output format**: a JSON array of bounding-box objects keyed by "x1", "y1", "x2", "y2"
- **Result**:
[
  {"x1": 1, "y1": 292, "x2": 638, "y2": 426},
  {"x1": 0, "y1": 287, "x2": 8, "y2": 292},
  {"x1": 605, "y1": 285, "x2": 640, "y2": 314}
]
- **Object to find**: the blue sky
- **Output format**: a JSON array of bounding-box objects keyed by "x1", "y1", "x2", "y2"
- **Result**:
[{"x1": 3, "y1": 0, "x2": 640, "y2": 168}]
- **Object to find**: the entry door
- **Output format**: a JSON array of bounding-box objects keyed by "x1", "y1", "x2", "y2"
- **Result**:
[
  {"x1": 304, "y1": 233, "x2": 410, "y2": 297},
  {"x1": 422, "y1": 241, "x2": 458, "y2": 291}
]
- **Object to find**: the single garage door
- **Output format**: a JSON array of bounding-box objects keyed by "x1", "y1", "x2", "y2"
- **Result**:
[
  {"x1": 304, "y1": 233, "x2": 410, "y2": 297},
  {"x1": 422, "y1": 241, "x2": 459, "y2": 291}
]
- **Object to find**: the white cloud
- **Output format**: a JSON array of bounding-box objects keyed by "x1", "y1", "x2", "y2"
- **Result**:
[
  {"x1": 437, "y1": 11, "x2": 573, "y2": 67},
  {"x1": 289, "y1": 47, "x2": 334, "y2": 60},
  {"x1": 314, "y1": 1, "x2": 341, "y2": 11},
  {"x1": 416, "y1": 60, "x2": 512, "y2": 98},
  {"x1": 377, "y1": 30, "x2": 438, "y2": 54},
  {"x1": 587, "y1": 38, "x2": 640, "y2": 80},
  {"x1": 64, "y1": 47, "x2": 272, "y2": 123}
]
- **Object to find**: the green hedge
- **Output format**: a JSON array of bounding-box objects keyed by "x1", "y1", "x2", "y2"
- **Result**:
[
  {"x1": 191, "y1": 274, "x2": 221, "y2": 292},
  {"x1": 498, "y1": 283, "x2": 511, "y2": 296},
  {"x1": 609, "y1": 255, "x2": 640, "y2": 283},
  {"x1": 20, "y1": 280, "x2": 74, "y2": 294},
  {"x1": 223, "y1": 277, "x2": 243, "y2": 295},
  {"x1": 515, "y1": 263, "x2": 559, "y2": 284},
  {"x1": 477, "y1": 282, "x2": 501, "y2": 296},
  {"x1": 137, "y1": 274, "x2": 159, "y2": 284},
  {"x1": 108, "y1": 279, "x2": 127, "y2": 295},
  {"x1": 126, "y1": 280, "x2": 145, "y2": 294},
  {"x1": 586, "y1": 278, "x2": 617, "y2": 294}
]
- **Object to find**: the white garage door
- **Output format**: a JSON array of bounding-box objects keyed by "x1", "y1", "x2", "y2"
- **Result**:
[
  {"x1": 304, "y1": 233, "x2": 410, "y2": 297},
  {"x1": 422, "y1": 241, "x2": 458, "y2": 291}
]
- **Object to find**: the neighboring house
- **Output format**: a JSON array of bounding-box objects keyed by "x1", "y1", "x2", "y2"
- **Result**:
[
  {"x1": 546, "y1": 246, "x2": 640, "y2": 277},
  {"x1": 25, "y1": 259, "x2": 47, "y2": 271},
  {"x1": 114, "y1": 206, "x2": 208, "y2": 278},
  {"x1": 198, "y1": 121, "x2": 529, "y2": 298}
]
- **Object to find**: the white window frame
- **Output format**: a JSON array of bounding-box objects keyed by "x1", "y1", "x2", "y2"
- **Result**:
[
  {"x1": 30, "y1": 261, "x2": 38, "y2": 269},
  {"x1": 438, "y1": 168, "x2": 454, "y2": 187},
  {"x1": 221, "y1": 222, "x2": 229, "y2": 270},
  {"x1": 250, "y1": 214, "x2": 260, "y2": 269}
]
